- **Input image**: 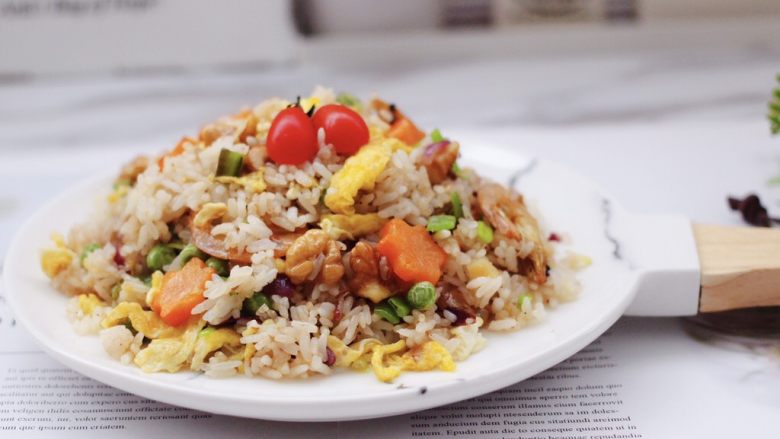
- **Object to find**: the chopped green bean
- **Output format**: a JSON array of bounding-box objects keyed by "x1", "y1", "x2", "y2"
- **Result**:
[
  {"x1": 205, "y1": 257, "x2": 229, "y2": 277},
  {"x1": 111, "y1": 282, "x2": 122, "y2": 301},
  {"x1": 407, "y1": 281, "x2": 436, "y2": 310},
  {"x1": 146, "y1": 244, "x2": 177, "y2": 271},
  {"x1": 216, "y1": 148, "x2": 244, "y2": 177},
  {"x1": 476, "y1": 221, "x2": 494, "y2": 244},
  {"x1": 427, "y1": 215, "x2": 457, "y2": 233},
  {"x1": 80, "y1": 243, "x2": 101, "y2": 266},
  {"x1": 336, "y1": 92, "x2": 363, "y2": 111},
  {"x1": 387, "y1": 296, "x2": 411, "y2": 318},
  {"x1": 517, "y1": 293, "x2": 532, "y2": 309},
  {"x1": 450, "y1": 192, "x2": 464, "y2": 218},
  {"x1": 179, "y1": 243, "x2": 205, "y2": 265},
  {"x1": 430, "y1": 128, "x2": 445, "y2": 143},
  {"x1": 242, "y1": 292, "x2": 273, "y2": 316},
  {"x1": 374, "y1": 303, "x2": 401, "y2": 325},
  {"x1": 451, "y1": 161, "x2": 465, "y2": 178}
]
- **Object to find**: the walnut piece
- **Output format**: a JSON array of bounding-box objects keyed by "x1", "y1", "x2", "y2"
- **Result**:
[
  {"x1": 347, "y1": 241, "x2": 392, "y2": 303},
  {"x1": 285, "y1": 229, "x2": 344, "y2": 285}
]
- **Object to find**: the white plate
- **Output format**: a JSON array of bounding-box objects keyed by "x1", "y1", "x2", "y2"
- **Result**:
[{"x1": 4, "y1": 144, "x2": 639, "y2": 422}]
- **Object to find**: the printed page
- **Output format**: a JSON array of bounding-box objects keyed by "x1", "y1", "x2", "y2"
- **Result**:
[
  {"x1": 0, "y1": 284, "x2": 337, "y2": 438},
  {"x1": 341, "y1": 318, "x2": 780, "y2": 439}
]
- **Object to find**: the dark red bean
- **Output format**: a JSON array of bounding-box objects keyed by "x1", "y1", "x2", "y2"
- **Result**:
[
  {"x1": 727, "y1": 194, "x2": 780, "y2": 227},
  {"x1": 548, "y1": 232, "x2": 561, "y2": 242},
  {"x1": 261, "y1": 274, "x2": 296, "y2": 298},
  {"x1": 325, "y1": 347, "x2": 336, "y2": 367}
]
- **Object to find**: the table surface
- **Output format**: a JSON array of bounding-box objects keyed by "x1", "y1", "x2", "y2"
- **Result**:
[{"x1": 1, "y1": 16, "x2": 779, "y2": 438}]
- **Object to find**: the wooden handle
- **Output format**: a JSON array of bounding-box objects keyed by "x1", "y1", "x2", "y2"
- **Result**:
[{"x1": 694, "y1": 223, "x2": 780, "y2": 312}]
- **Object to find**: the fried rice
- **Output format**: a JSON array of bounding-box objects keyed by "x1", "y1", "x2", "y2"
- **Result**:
[{"x1": 41, "y1": 86, "x2": 588, "y2": 382}]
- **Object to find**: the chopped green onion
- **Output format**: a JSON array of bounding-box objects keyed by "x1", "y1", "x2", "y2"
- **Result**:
[
  {"x1": 205, "y1": 257, "x2": 229, "y2": 277},
  {"x1": 146, "y1": 244, "x2": 177, "y2": 271},
  {"x1": 179, "y1": 243, "x2": 205, "y2": 265},
  {"x1": 451, "y1": 161, "x2": 465, "y2": 178},
  {"x1": 427, "y1": 215, "x2": 457, "y2": 233},
  {"x1": 112, "y1": 178, "x2": 132, "y2": 190},
  {"x1": 430, "y1": 128, "x2": 445, "y2": 143},
  {"x1": 406, "y1": 281, "x2": 436, "y2": 310},
  {"x1": 199, "y1": 327, "x2": 216, "y2": 337},
  {"x1": 387, "y1": 296, "x2": 411, "y2": 318},
  {"x1": 517, "y1": 293, "x2": 532, "y2": 309},
  {"x1": 242, "y1": 292, "x2": 273, "y2": 316},
  {"x1": 450, "y1": 192, "x2": 464, "y2": 219},
  {"x1": 141, "y1": 275, "x2": 152, "y2": 287},
  {"x1": 768, "y1": 175, "x2": 780, "y2": 186},
  {"x1": 79, "y1": 243, "x2": 101, "y2": 266},
  {"x1": 167, "y1": 241, "x2": 186, "y2": 251},
  {"x1": 337, "y1": 92, "x2": 363, "y2": 111},
  {"x1": 374, "y1": 303, "x2": 401, "y2": 325},
  {"x1": 111, "y1": 282, "x2": 122, "y2": 301},
  {"x1": 476, "y1": 221, "x2": 494, "y2": 244},
  {"x1": 216, "y1": 148, "x2": 244, "y2": 177}
]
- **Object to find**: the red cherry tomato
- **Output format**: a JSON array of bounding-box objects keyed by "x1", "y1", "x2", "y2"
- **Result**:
[
  {"x1": 267, "y1": 106, "x2": 319, "y2": 165},
  {"x1": 312, "y1": 104, "x2": 370, "y2": 156}
]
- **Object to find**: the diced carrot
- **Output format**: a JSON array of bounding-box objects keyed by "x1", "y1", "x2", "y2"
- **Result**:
[
  {"x1": 377, "y1": 219, "x2": 447, "y2": 284},
  {"x1": 152, "y1": 258, "x2": 215, "y2": 326},
  {"x1": 157, "y1": 136, "x2": 195, "y2": 170},
  {"x1": 387, "y1": 117, "x2": 425, "y2": 146}
]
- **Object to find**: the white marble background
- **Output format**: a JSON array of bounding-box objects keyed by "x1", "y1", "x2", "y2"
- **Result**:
[{"x1": 1, "y1": 16, "x2": 779, "y2": 437}]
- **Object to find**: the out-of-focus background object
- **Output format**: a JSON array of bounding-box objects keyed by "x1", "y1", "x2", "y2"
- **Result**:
[
  {"x1": 3, "y1": 0, "x2": 780, "y2": 77},
  {"x1": 0, "y1": 0, "x2": 297, "y2": 76}
]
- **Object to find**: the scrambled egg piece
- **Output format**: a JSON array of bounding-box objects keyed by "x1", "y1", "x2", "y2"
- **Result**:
[
  {"x1": 355, "y1": 280, "x2": 393, "y2": 304},
  {"x1": 327, "y1": 337, "x2": 455, "y2": 383},
  {"x1": 369, "y1": 126, "x2": 414, "y2": 153},
  {"x1": 107, "y1": 184, "x2": 129, "y2": 203},
  {"x1": 466, "y1": 258, "x2": 500, "y2": 280},
  {"x1": 300, "y1": 96, "x2": 320, "y2": 114},
  {"x1": 40, "y1": 233, "x2": 74, "y2": 278},
  {"x1": 193, "y1": 202, "x2": 228, "y2": 227},
  {"x1": 319, "y1": 213, "x2": 386, "y2": 240},
  {"x1": 324, "y1": 140, "x2": 392, "y2": 214},
  {"x1": 213, "y1": 170, "x2": 266, "y2": 194},
  {"x1": 102, "y1": 302, "x2": 182, "y2": 339},
  {"x1": 145, "y1": 271, "x2": 164, "y2": 309},
  {"x1": 133, "y1": 318, "x2": 205, "y2": 373},
  {"x1": 191, "y1": 327, "x2": 242, "y2": 370},
  {"x1": 78, "y1": 294, "x2": 105, "y2": 316}
]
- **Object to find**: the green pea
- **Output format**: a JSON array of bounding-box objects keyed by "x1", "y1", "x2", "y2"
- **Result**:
[
  {"x1": 216, "y1": 148, "x2": 244, "y2": 177},
  {"x1": 205, "y1": 257, "x2": 229, "y2": 277},
  {"x1": 146, "y1": 244, "x2": 177, "y2": 271},
  {"x1": 179, "y1": 243, "x2": 205, "y2": 265},
  {"x1": 407, "y1": 281, "x2": 436, "y2": 310},
  {"x1": 476, "y1": 221, "x2": 494, "y2": 244},
  {"x1": 450, "y1": 192, "x2": 463, "y2": 219},
  {"x1": 111, "y1": 282, "x2": 122, "y2": 301},
  {"x1": 430, "y1": 128, "x2": 445, "y2": 143},
  {"x1": 387, "y1": 296, "x2": 411, "y2": 318},
  {"x1": 374, "y1": 303, "x2": 401, "y2": 325},
  {"x1": 427, "y1": 215, "x2": 457, "y2": 233},
  {"x1": 517, "y1": 293, "x2": 532, "y2": 309},
  {"x1": 242, "y1": 292, "x2": 273, "y2": 316},
  {"x1": 80, "y1": 243, "x2": 101, "y2": 266}
]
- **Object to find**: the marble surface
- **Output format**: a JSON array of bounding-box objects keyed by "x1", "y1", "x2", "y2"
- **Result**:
[{"x1": 1, "y1": 16, "x2": 779, "y2": 437}]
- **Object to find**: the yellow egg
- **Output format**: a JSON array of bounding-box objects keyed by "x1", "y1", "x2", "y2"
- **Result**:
[
  {"x1": 324, "y1": 140, "x2": 392, "y2": 214},
  {"x1": 191, "y1": 327, "x2": 241, "y2": 370},
  {"x1": 319, "y1": 213, "x2": 386, "y2": 241}
]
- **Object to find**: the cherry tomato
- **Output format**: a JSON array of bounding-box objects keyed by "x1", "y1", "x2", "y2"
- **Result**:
[
  {"x1": 267, "y1": 106, "x2": 319, "y2": 165},
  {"x1": 312, "y1": 104, "x2": 370, "y2": 156}
]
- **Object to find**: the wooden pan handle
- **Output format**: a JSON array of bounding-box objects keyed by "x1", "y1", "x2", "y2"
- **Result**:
[{"x1": 694, "y1": 223, "x2": 780, "y2": 312}]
